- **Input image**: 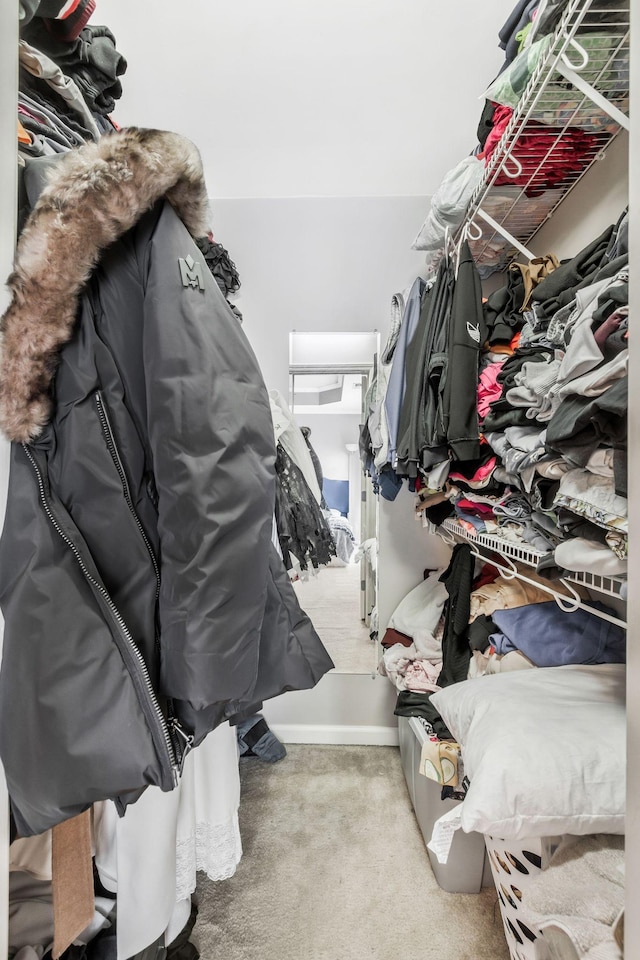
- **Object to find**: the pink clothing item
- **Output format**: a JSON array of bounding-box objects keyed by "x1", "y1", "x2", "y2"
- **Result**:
[
  {"x1": 18, "y1": 105, "x2": 42, "y2": 122},
  {"x1": 458, "y1": 520, "x2": 478, "y2": 537},
  {"x1": 450, "y1": 456, "x2": 498, "y2": 488},
  {"x1": 482, "y1": 104, "x2": 513, "y2": 162},
  {"x1": 456, "y1": 498, "x2": 496, "y2": 519},
  {"x1": 594, "y1": 308, "x2": 627, "y2": 350},
  {"x1": 404, "y1": 659, "x2": 442, "y2": 694},
  {"x1": 478, "y1": 361, "x2": 505, "y2": 421},
  {"x1": 380, "y1": 642, "x2": 418, "y2": 691}
]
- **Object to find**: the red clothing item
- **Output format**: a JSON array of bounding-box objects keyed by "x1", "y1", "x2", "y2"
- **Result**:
[
  {"x1": 473, "y1": 563, "x2": 500, "y2": 591},
  {"x1": 457, "y1": 498, "x2": 496, "y2": 520},
  {"x1": 381, "y1": 628, "x2": 414, "y2": 649},
  {"x1": 482, "y1": 104, "x2": 513, "y2": 161},
  {"x1": 483, "y1": 104, "x2": 599, "y2": 197}
]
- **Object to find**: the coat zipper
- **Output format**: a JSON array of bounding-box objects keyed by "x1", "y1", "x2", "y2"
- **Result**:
[
  {"x1": 94, "y1": 392, "x2": 193, "y2": 772},
  {"x1": 22, "y1": 442, "x2": 179, "y2": 785}
]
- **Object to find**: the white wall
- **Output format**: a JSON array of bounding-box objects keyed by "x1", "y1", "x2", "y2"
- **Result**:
[
  {"x1": 300, "y1": 414, "x2": 361, "y2": 482},
  {"x1": 101, "y1": 0, "x2": 514, "y2": 199},
  {"x1": 378, "y1": 490, "x2": 451, "y2": 635},
  {"x1": 211, "y1": 197, "x2": 444, "y2": 636},
  {"x1": 532, "y1": 132, "x2": 628, "y2": 259},
  {"x1": 210, "y1": 195, "x2": 428, "y2": 395}
]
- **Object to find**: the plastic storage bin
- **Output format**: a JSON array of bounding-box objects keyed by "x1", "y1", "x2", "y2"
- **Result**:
[{"x1": 398, "y1": 715, "x2": 492, "y2": 893}]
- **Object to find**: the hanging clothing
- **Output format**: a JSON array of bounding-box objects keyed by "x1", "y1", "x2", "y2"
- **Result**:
[
  {"x1": 394, "y1": 543, "x2": 475, "y2": 738},
  {"x1": 19, "y1": 40, "x2": 101, "y2": 141},
  {"x1": 194, "y1": 235, "x2": 243, "y2": 321},
  {"x1": 21, "y1": 22, "x2": 127, "y2": 116},
  {"x1": 0, "y1": 130, "x2": 333, "y2": 837},
  {"x1": 367, "y1": 287, "x2": 407, "y2": 472},
  {"x1": 396, "y1": 257, "x2": 455, "y2": 477},
  {"x1": 19, "y1": 0, "x2": 96, "y2": 38},
  {"x1": 299, "y1": 426, "x2": 327, "y2": 508},
  {"x1": 10, "y1": 723, "x2": 240, "y2": 960},
  {"x1": 274, "y1": 443, "x2": 336, "y2": 571},
  {"x1": 384, "y1": 277, "x2": 426, "y2": 469},
  {"x1": 269, "y1": 390, "x2": 323, "y2": 505},
  {"x1": 529, "y1": 224, "x2": 616, "y2": 321},
  {"x1": 94, "y1": 722, "x2": 242, "y2": 959},
  {"x1": 444, "y1": 241, "x2": 486, "y2": 462}
]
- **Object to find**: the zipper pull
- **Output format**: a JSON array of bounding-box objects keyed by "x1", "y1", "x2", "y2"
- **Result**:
[{"x1": 168, "y1": 717, "x2": 195, "y2": 781}]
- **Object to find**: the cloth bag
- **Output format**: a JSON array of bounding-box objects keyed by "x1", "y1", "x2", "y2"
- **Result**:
[{"x1": 411, "y1": 156, "x2": 485, "y2": 252}]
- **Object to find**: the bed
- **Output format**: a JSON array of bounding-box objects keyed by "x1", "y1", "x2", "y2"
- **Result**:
[{"x1": 322, "y1": 478, "x2": 357, "y2": 563}]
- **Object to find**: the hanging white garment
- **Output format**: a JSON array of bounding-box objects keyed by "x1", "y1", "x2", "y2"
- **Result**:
[
  {"x1": 94, "y1": 721, "x2": 241, "y2": 959},
  {"x1": 369, "y1": 314, "x2": 397, "y2": 473},
  {"x1": 269, "y1": 389, "x2": 323, "y2": 504}
]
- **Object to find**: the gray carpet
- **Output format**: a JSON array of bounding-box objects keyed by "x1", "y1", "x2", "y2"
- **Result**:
[
  {"x1": 293, "y1": 563, "x2": 375, "y2": 674},
  {"x1": 195, "y1": 745, "x2": 509, "y2": 959}
]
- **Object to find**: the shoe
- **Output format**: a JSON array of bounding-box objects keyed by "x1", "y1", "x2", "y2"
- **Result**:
[{"x1": 236, "y1": 715, "x2": 287, "y2": 763}]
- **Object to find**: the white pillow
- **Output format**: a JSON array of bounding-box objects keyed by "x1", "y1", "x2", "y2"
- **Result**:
[
  {"x1": 430, "y1": 664, "x2": 625, "y2": 839},
  {"x1": 387, "y1": 571, "x2": 447, "y2": 661}
]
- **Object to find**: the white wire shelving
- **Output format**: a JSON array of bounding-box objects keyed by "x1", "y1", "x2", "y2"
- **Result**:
[
  {"x1": 429, "y1": 0, "x2": 630, "y2": 631},
  {"x1": 439, "y1": 517, "x2": 626, "y2": 628},
  {"x1": 440, "y1": 516, "x2": 625, "y2": 597},
  {"x1": 460, "y1": 0, "x2": 630, "y2": 269}
]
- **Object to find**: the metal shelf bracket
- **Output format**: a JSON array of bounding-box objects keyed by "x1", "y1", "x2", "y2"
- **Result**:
[
  {"x1": 555, "y1": 62, "x2": 630, "y2": 132},
  {"x1": 475, "y1": 208, "x2": 537, "y2": 262}
]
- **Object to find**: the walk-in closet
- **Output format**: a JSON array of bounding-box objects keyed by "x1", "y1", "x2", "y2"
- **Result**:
[{"x1": 1, "y1": 1, "x2": 638, "y2": 958}]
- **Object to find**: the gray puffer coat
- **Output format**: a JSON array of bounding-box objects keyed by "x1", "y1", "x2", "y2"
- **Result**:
[{"x1": 0, "y1": 128, "x2": 333, "y2": 836}]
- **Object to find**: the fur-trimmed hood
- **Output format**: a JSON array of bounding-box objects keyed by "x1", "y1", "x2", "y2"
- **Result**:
[{"x1": 0, "y1": 127, "x2": 210, "y2": 442}]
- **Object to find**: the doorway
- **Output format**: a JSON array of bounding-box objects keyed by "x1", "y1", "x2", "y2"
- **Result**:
[{"x1": 289, "y1": 332, "x2": 379, "y2": 676}]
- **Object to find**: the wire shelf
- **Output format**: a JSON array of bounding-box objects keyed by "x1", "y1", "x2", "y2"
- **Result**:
[
  {"x1": 440, "y1": 517, "x2": 626, "y2": 602},
  {"x1": 462, "y1": 0, "x2": 630, "y2": 269}
]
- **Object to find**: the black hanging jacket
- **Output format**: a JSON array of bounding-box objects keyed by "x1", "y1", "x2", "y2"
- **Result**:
[
  {"x1": 444, "y1": 241, "x2": 486, "y2": 462},
  {"x1": 0, "y1": 129, "x2": 333, "y2": 836}
]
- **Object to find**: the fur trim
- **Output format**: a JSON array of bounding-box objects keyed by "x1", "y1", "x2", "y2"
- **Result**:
[{"x1": 0, "y1": 128, "x2": 210, "y2": 442}]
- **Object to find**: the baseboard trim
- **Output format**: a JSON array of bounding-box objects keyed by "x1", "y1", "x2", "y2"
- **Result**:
[{"x1": 269, "y1": 723, "x2": 399, "y2": 746}]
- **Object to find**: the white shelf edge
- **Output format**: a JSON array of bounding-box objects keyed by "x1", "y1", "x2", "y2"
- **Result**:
[{"x1": 440, "y1": 517, "x2": 626, "y2": 603}]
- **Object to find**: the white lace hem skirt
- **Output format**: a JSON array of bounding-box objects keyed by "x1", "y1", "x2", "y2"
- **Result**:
[{"x1": 95, "y1": 721, "x2": 242, "y2": 959}]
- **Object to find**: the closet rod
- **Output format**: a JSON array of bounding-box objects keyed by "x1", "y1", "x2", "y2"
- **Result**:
[{"x1": 474, "y1": 209, "x2": 536, "y2": 261}]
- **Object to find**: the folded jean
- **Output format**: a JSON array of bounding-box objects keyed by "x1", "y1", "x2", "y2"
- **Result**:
[{"x1": 490, "y1": 601, "x2": 626, "y2": 666}]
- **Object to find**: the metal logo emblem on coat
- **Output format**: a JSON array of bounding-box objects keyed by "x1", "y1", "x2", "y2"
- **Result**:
[{"x1": 178, "y1": 255, "x2": 205, "y2": 291}]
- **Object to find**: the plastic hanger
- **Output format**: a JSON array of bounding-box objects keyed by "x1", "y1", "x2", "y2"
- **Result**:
[
  {"x1": 454, "y1": 220, "x2": 483, "y2": 276},
  {"x1": 560, "y1": 33, "x2": 590, "y2": 72}
]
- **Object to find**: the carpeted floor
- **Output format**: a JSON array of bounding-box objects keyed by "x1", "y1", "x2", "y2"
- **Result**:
[
  {"x1": 195, "y1": 745, "x2": 509, "y2": 960},
  {"x1": 293, "y1": 562, "x2": 375, "y2": 674}
]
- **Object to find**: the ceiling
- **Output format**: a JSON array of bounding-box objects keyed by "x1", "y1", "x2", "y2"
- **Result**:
[
  {"x1": 102, "y1": 0, "x2": 515, "y2": 199},
  {"x1": 292, "y1": 373, "x2": 364, "y2": 416}
]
